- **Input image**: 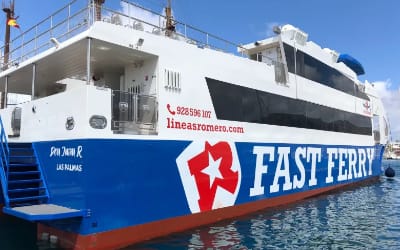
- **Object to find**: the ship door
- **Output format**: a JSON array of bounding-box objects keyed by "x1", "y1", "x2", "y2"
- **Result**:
[
  {"x1": 372, "y1": 115, "x2": 380, "y2": 144},
  {"x1": 373, "y1": 114, "x2": 390, "y2": 145},
  {"x1": 10, "y1": 107, "x2": 21, "y2": 137},
  {"x1": 111, "y1": 57, "x2": 158, "y2": 134}
]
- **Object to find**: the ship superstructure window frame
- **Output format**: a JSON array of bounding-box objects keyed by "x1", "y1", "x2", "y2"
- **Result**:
[
  {"x1": 206, "y1": 78, "x2": 372, "y2": 136},
  {"x1": 283, "y1": 43, "x2": 369, "y2": 100},
  {"x1": 247, "y1": 40, "x2": 288, "y2": 84}
]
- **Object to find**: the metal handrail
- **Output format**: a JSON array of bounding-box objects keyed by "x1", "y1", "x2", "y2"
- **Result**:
[
  {"x1": 0, "y1": 0, "x2": 89, "y2": 70},
  {"x1": 0, "y1": 116, "x2": 10, "y2": 167},
  {"x1": 121, "y1": 0, "x2": 241, "y2": 47},
  {"x1": 0, "y1": 116, "x2": 10, "y2": 206},
  {"x1": 0, "y1": 0, "x2": 286, "y2": 72},
  {"x1": 0, "y1": 0, "x2": 252, "y2": 71}
]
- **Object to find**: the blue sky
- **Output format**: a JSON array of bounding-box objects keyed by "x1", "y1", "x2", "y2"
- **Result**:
[{"x1": 3, "y1": 0, "x2": 399, "y2": 140}]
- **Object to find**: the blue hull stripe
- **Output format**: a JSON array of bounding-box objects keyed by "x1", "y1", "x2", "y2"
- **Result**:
[{"x1": 31, "y1": 139, "x2": 384, "y2": 235}]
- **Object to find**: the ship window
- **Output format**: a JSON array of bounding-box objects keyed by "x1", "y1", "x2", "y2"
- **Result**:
[
  {"x1": 384, "y1": 118, "x2": 389, "y2": 137},
  {"x1": 287, "y1": 98, "x2": 307, "y2": 128},
  {"x1": 283, "y1": 43, "x2": 295, "y2": 74},
  {"x1": 242, "y1": 88, "x2": 262, "y2": 123},
  {"x1": 372, "y1": 115, "x2": 380, "y2": 143},
  {"x1": 250, "y1": 53, "x2": 262, "y2": 62},
  {"x1": 206, "y1": 77, "x2": 372, "y2": 135},
  {"x1": 208, "y1": 81, "x2": 243, "y2": 121},
  {"x1": 283, "y1": 43, "x2": 369, "y2": 101},
  {"x1": 268, "y1": 94, "x2": 290, "y2": 126}
]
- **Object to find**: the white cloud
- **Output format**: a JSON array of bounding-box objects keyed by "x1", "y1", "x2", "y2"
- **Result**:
[{"x1": 372, "y1": 80, "x2": 400, "y2": 141}]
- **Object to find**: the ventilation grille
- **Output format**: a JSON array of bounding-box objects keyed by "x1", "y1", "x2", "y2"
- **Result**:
[
  {"x1": 164, "y1": 69, "x2": 181, "y2": 90},
  {"x1": 294, "y1": 30, "x2": 308, "y2": 46}
]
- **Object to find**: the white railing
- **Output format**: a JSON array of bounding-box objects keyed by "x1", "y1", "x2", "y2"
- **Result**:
[
  {"x1": 0, "y1": 0, "x2": 249, "y2": 71},
  {"x1": 0, "y1": 0, "x2": 90, "y2": 70},
  {"x1": 0, "y1": 0, "x2": 287, "y2": 74}
]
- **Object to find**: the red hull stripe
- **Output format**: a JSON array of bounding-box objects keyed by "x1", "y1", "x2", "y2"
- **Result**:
[{"x1": 38, "y1": 177, "x2": 379, "y2": 250}]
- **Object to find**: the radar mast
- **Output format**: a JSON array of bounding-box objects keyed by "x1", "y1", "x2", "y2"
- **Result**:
[{"x1": 165, "y1": 0, "x2": 175, "y2": 36}]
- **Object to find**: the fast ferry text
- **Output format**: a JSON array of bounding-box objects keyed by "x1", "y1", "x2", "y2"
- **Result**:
[{"x1": 249, "y1": 146, "x2": 375, "y2": 197}]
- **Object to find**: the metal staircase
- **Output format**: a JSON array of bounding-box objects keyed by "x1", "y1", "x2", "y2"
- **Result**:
[
  {"x1": 0, "y1": 118, "x2": 49, "y2": 208},
  {"x1": 6, "y1": 143, "x2": 49, "y2": 207},
  {"x1": 0, "y1": 116, "x2": 88, "y2": 221}
]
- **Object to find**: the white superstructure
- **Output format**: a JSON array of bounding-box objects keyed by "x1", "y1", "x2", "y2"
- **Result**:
[{"x1": 0, "y1": 1, "x2": 388, "y2": 148}]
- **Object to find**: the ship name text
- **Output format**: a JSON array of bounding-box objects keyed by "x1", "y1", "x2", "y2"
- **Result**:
[
  {"x1": 250, "y1": 146, "x2": 375, "y2": 197},
  {"x1": 50, "y1": 145, "x2": 83, "y2": 158},
  {"x1": 49, "y1": 145, "x2": 84, "y2": 173}
]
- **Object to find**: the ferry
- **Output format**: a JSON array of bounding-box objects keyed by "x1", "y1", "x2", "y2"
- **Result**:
[
  {"x1": 385, "y1": 142, "x2": 400, "y2": 159},
  {"x1": 0, "y1": 0, "x2": 389, "y2": 249}
]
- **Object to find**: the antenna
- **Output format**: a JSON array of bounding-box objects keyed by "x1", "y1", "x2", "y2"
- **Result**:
[
  {"x1": 2, "y1": 0, "x2": 14, "y2": 69},
  {"x1": 1, "y1": 0, "x2": 13, "y2": 109},
  {"x1": 165, "y1": 0, "x2": 175, "y2": 36},
  {"x1": 94, "y1": 0, "x2": 105, "y2": 21}
]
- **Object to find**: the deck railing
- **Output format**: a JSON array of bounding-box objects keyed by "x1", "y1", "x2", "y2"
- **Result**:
[
  {"x1": 0, "y1": 0, "x2": 288, "y2": 77},
  {"x1": 0, "y1": 116, "x2": 10, "y2": 206},
  {"x1": 102, "y1": 0, "x2": 245, "y2": 53},
  {"x1": 0, "y1": 0, "x2": 90, "y2": 70},
  {"x1": 0, "y1": 0, "x2": 250, "y2": 71},
  {"x1": 0, "y1": 116, "x2": 10, "y2": 168}
]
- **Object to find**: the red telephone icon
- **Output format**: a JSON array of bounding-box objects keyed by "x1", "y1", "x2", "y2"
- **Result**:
[{"x1": 167, "y1": 104, "x2": 176, "y2": 115}]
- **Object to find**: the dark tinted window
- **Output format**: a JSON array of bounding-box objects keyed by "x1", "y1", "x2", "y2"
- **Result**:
[
  {"x1": 206, "y1": 77, "x2": 372, "y2": 135},
  {"x1": 283, "y1": 43, "x2": 295, "y2": 73},
  {"x1": 283, "y1": 43, "x2": 369, "y2": 100},
  {"x1": 206, "y1": 81, "x2": 243, "y2": 121},
  {"x1": 242, "y1": 88, "x2": 262, "y2": 123}
]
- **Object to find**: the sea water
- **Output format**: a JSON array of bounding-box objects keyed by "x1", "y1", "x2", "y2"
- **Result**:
[{"x1": 1, "y1": 160, "x2": 399, "y2": 249}]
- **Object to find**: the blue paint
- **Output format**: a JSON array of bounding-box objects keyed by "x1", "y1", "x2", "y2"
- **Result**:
[
  {"x1": 2, "y1": 160, "x2": 399, "y2": 249},
  {"x1": 31, "y1": 139, "x2": 384, "y2": 236},
  {"x1": 132, "y1": 160, "x2": 400, "y2": 250}
]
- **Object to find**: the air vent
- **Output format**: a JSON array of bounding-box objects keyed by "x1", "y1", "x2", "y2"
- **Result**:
[
  {"x1": 164, "y1": 69, "x2": 181, "y2": 90},
  {"x1": 294, "y1": 30, "x2": 308, "y2": 46}
]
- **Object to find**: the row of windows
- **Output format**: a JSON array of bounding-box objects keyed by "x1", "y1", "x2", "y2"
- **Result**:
[
  {"x1": 206, "y1": 78, "x2": 372, "y2": 135},
  {"x1": 283, "y1": 43, "x2": 369, "y2": 100}
]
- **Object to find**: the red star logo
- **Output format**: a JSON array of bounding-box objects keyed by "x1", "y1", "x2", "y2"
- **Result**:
[{"x1": 187, "y1": 141, "x2": 239, "y2": 212}]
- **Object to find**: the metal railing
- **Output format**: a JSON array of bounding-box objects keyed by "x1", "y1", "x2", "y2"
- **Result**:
[
  {"x1": 0, "y1": 0, "x2": 249, "y2": 71},
  {"x1": 0, "y1": 0, "x2": 90, "y2": 70},
  {"x1": 0, "y1": 116, "x2": 10, "y2": 206},
  {"x1": 111, "y1": 90, "x2": 157, "y2": 133},
  {"x1": 0, "y1": 0, "x2": 287, "y2": 76},
  {"x1": 118, "y1": 0, "x2": 243, "y2": 53}
]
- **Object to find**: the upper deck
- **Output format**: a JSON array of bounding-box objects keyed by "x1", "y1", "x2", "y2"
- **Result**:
[
  {"x1": 0, "y1": 0, "x2": 366, "y2": 98},
  {"x1": 0, "y1": 0, "x2": 389, "y2": 146},
  {"x1": 0, "y1": 0, "x2": 247, "y2": 95}
]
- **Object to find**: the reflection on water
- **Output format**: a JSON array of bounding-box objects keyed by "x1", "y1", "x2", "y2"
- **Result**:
[
  {"x1": 130, "y1": 160, "x2": 400, "y2": 249},
  {"x1": 0, "y1": 215, "x2": 36, "y2": 250},
  {"x1": 2, "y1": 161, "x2": 400, "y2": 249}
]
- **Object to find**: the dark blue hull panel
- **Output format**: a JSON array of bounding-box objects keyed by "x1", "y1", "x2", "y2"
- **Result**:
[{"x1": 33, "y1": 139, "x2": 384, "y2": 236}]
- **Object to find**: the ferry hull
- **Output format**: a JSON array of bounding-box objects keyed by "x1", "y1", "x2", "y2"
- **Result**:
[
  {"x1": 0, "y1": 1, "x2": 389, "y2": 249},
  {"x1": 37, "y1": 176, "x2": 380, "y2": 250},
  {"x1": 29, "y1": 139, "x2": 384, "y2": 249}
]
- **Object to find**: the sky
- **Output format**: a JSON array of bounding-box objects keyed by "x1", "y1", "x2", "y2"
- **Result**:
[{"x1": 2, "y1": 0, "x2": 399, "y2": 141}]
